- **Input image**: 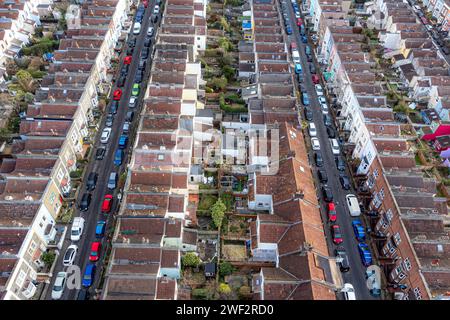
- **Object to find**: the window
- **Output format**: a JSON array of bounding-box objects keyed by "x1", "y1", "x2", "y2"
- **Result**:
[
  {"x1": 373, "y1": 168, "x2": 379, "y2": 178},
  {"x1": 71, "y1": 131, "x2": 78, "y2": 144},
  {"x1": 413, "y1": 287, "x2": 422, "y2": 300},
  {"x1": 16, "y1": 270, "x2": 26, "y2": 287},
  {"x1": 27, "y1": 241, "x2": 37, "y2": 256},
  {"x1": 56, "y1": 168, "x2": 64, "y2": 182},
  {"x1": 393, "y1": 232, "x2": 402, "y2": 246},
  {"x1": 367, "y1": 175, "x2": 375, "y2": 189},
  {"x1": 386, "y1": 209, "x2": 393, "y2": 222},
  {"x1": 403, "y1": 258, "x2": 412, "y2": 271},
  {"x1": 158, "y1": 154, "x2": 164, "y2": 161},
  {"x1": 379, "y1": 187, "x2": 385, "y2": 200}
]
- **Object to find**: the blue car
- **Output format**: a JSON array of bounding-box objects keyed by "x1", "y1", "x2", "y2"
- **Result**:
[
  {"x1": 301, "y1": 35, "x2": 308, "y2": 43},
  {"x1": 82, "y1": 264, "x2": 96, "y2": 288},
  {"x1": 286, "y1": 26, "x2": 292, "y2": 35},
  {"x1": 357, "y1": 243, "x2": 372, "y2": 267},
  {"x1": 295, "y1": 63, "x2": 302, "y2": 74},
  {"x1": 114, "y1": 149, "x2": 123, "y2": 166},
  {"x1": 95, "y1": 221, "x2": 106, "y2": 238},
  {"x1": 302, "y1": 93, "x2": 310, "y2": 106},
  {"x1": 300, "y1": 25, "x2": 305, "y2": 36},
  {"x1": 352, "y1": 220, "x2": 366, "y2": 241},
  {"x1": 118, "y1": 135, "x2": 128, "y2": 149}
]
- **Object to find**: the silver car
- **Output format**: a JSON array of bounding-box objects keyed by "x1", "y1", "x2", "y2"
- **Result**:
[
  {"x1": 51, "y1": 272, "x2": 67, "y2": 300},
  {"x1": 100, "y1": 128, "x2": 112, "y2": 144}
]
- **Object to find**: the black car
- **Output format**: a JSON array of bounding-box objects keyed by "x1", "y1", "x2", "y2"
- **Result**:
[
  {"x1": 110, "y1": 101, "x2": 118, "y2": 114},
  {"x1": 79, "y1": 193, "x2": 91, "y2": 211},
  {"x1": 339, "y1": 175, "x2": 351, "y2": 190},
  {"x1": 317, "y1": 169, "x2": 328, "y2": 183},
  {"x1": 144, "y1": 37, "x2": 152, "y2": 47},
  {"x1": 323, "y1": 114, "x2": 332, "y2": 127},
  {"x1": 117, "y1": 75, "x2": 126, "y2": 87},
  {"x1": 126, "y1": 46, "x2": 134, "y2": 56},
  {"x1": 96, "y1": 146, "x2": 106, "y2": 160},
  {"x1": 86, "y1": 172, "x2": 98, "y2": 191},
  {"x1": 298, "y1": 73, "x2": 304, "y2": 83},
  {"x1": 309, "y1": 63, "x2": 316, "y2": 74},
  {"x1": 120, "y1": 64, "x2": 129, "y2": 76},
  {"x1": 304, "y1": 107, "x2": 313, "y2": 121},
  {"x1": 314, "y1": 152, "x2": 323, "y2": 167},
  {"x1": 335, "y1": 247, "x2": 350, "y2": 273},
  {"x1": 321, "y1": 186, "x2": 333, "y2": 202},
  {"x1": 327, "y1": 126, "x2": 336, "y2": 138},
  {"x1": 126, "y1": 111, "x2": 134, "y2": 122},
  {"x1": 442, "y1": 46, "x2": 450, "y2": 55},
  {"x1": 127, "y1": 37, "x2": 136, "y2": 48},
  {"x1": 152, "y1": 14, "x2": 159, "y2": 23},
  {"x1": 138, "y1": 59, "x2": 147, "y2": 71},
  {"x1": 335, "y1": 156, "x2": 346, "y2": 171},
  {"x1": 134, "y1": 71, "x2": 143, "y2": 83},
  {"x1": 299, "y1": 84, "x2": 307, "y2": 94},
  {"x1": 77, "y1": 289, "x2": 90, "y2": 300},
  {"x1": 141, "y1": 48, "x2": 150, "y2": 59}
]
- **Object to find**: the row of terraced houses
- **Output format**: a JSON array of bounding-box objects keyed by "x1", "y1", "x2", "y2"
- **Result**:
[
  {"x1": 307, "y1": 0, "x2": 450, "y2": 299},
  {"x1": 0, "y1": 0, "x2": 131, "y2": 300}
]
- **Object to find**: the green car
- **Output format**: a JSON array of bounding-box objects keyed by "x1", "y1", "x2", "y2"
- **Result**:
[{"x1": 131, "y1": 83, "x2": 140, "y2": 96}]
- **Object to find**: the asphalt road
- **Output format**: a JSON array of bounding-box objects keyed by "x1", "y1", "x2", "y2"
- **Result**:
[
  {"x1": 283, "y1": 0, "x2": 377, "y2": 300},
  {"x1": 45, "y1": 2, "x2": 159, "y2": 300}
]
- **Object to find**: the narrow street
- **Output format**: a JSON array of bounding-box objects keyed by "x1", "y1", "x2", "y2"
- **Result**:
[
  {"x1": 283, "y1": 1, "x2": 377, "y2": 300},
  {"x1": 44, "y1": 1, "x2": 159, "y2": 300}
]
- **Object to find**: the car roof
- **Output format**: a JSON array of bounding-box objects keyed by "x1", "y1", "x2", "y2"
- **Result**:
[{"x1": 91, "y1": 242, "x2": 101, "y2": 250}]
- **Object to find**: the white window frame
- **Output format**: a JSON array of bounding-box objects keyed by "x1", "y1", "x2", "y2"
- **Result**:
[
  {"x1": 16, "y1": 270, "x2": 27, "y2": 288},
  {"x1": 394, "y1": 232, "x2": 402, "y2": 246},
  {"x1": 27, "y1": 241, "x2": 37, "y2": 256},
  {"x1": 404, "y1": 257, "x2": 412, "y2": 271}
]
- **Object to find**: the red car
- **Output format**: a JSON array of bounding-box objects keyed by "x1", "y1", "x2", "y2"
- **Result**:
[
  {"x1": 89, "y1": 242, "x2": 102, "y2": 262},
  {"x1": 312, "y1": 74, "x2": 320, "y2": 84},
  {"x1": 143, "y1": 0, "x2": 148, "y2": 8},
  {"x1": 124, "y1": 55, "x2": 132, "y2": 65},
  {"x1": 101, "y1": 194, "x2": 113, "y2": 213},
  {"x1": 331, "y1": 225, "x2": 343, "y2": 244},
  {"x1": 296, "y1": 18, "x2": 303, "y2": 26},
  {"x1": 113, "y1": 88, "x2": 122, "y2": 101},
  {"x1": 328, "y1": 202, "x2": 337, "y2": 222},
  {"x1": 290, "y1": 41, "x2": 297, "y2": 51}
]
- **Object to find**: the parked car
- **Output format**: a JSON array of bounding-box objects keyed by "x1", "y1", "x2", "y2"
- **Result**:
[
  {"x1": 118, "y1": 135, "x2": 128, "y2": 149},
  {"x1": 79, "y1": 193, "x2": 91, "y2": 211},
  {"x1": 114, "y1": 149, "x2": 124, "y2": 166},
  {"x1": 301, "y1": 35, "x2": 308, "y2": 43},
  {"x1": 138, "y1": 59, "x2": 147, "y2": 71},
  {"x1": 311, "y1": 137, "x2": 320, "y2": 151},
  {"x1": 82, "y1": 264, "x2": 96, "y2": 288},
  {"x1": 141, "y1": 47, "x2": 150, "y2": 59},
  {"x1": 318, "y1": 169, "x2": 327, "y2": 183},
  {"x1": 318, "y1": 96, "x2": 327, "y2": 104},
  {"x1": 323, "y1": 114, "x2": 332, "y2": 127},
  {"x1": 302, "y1": 93, "x2": 310, "y2": 106},
  {"x1": 335, "y1": 247, "x2": 350, "y2": 272},
  {"x1": 127, "y1": 37, "x2": 136, "y2": 48},
  {"x1": 312, "y1": 74, "x2": 320, "y2": 84},
  {"x1": 321, "y1": 186, "x2": 333, "y2": 202},
  {"x1": 124, "y1": 55, "x2": 132, "y2": 65},
  {"x1": 129, "y1": 96, "x2": 137, "y2": 108},
  {"x1": 110, "y1": 101, "x2": 118, "y2": 114},
  {"x1": 126, "y1": 111, "x2": 135, "y2": 122},
  {"x1": 286, "y1": 25, "x2": 292, "y2": 35},
  {"x1": 77, "y1": 289, "x2": 90, "y2": 300},
  {"x1": 51, "y1": 272, "x2": 67, "y2": 300},
  {"x1": 133, "y1": 22, "x2": 141, "y2": 35},
  {"x1": 89, "y1": 242, "x2": 102, "y2": 262},
  {"x1": 330, "y1": 138, "x2": 340, "y2": 155},
  {"x1": 328, "y1": 202, "x2": 337, "y2": 222},
  {"x1": 296, "y1": 18, "x2": 302, "y2": 26},
  {"x1": 342, "y1": 283, "x2": 356, "y2": 300},
  {"x1": 62, "y1": 245, "x2": 78, "y2": 266},
  {"x1": 335, "y1": 156, "x2": 346, "y2": 171},
  {"x1": 100, "y1": 127, "x2": 112, "y2": 144},
  {"x1": 321, "y1": 103, "x2": 329, "y2": 115},
  {"x1": 144, "y1": 37, "x2": 152, "y2": 47},
  {"x1": 304, "y1": 107, "x2": 313, "y2": 121},
  {"x1": 147, "y1": 26, "x2": 154, "y2": 36},
  {"x1": 358, "y1": 243, "x2": 373, "y2": 266},
  {"x1": 95, "y1": 146, "x2": 106, "y2": 160},
  {"x1": 153, "y1": 5, "x2": 160, "y2": 14},
  {"x1": 339, "y1": 174, "x2": 351, "y2": 190},
  {"x1": 95, "y1": 221, "x2": 106, "y2": 238},
  {"x1": 299, "y1": 84, "x2": 307, "y2": 94},
  {"x1": 101, "y1": 194, "x2": 113, "y2": 213},
  {"x1": 70, "y1": 217, "x2": 85, "y2": 242},
  {"x1": 315, "y1": 84, "x2": 324, "y2": 96},
  {"x1": 143, "y1": 0, "x2": 149, "y2": 7},
  {"x1": 308, "y1": 123, "x2": 317, "y2": 137},
  {"x1": 331, "y1": 224, "x2": 344, "y2": 244},
  {"x1": 113, "y1": 89, "x2": 122, "y2": 101},
  {"x1": 132, "y1": 83, "x2": 140, "y2": 96},
  {"x1": 86, "y1": 172, "x2": 98, "y2": 191},
  {"x1": 116, "y1": 75, "x2": 126, "y2": 87},
  {"x1": 327, "y1": 127, "x2": 336, "y2": 138},
  {"x1": 123, "y1": 121, "x2": 130, "y2": 134},
  {"x1": 314, "y1": 152, "x2": 323, "y2": 167},
  {"x1": 298, "y1": 73, "x2": 304, "y2": 83},
  {"x1": 105, "y1": 114, "x2": 114, "y2": 127},
  {"x1": 107, "y1": 172, "x2": 118, "y2": 190},
  {"x1": 126, "y1": 46, "x2": 133, "y2": 55},
  {"x1": 309, "y1": 63, "x2": 316, "y2": 74},
  {"x1": 352, "y1": 219, "x2": 366, "y2": 241}
]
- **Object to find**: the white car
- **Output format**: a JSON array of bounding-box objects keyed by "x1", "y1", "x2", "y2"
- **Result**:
[
  {"x1": 147, "y1": 26, "x2": 154, "y2": 36},
  {"x1": 330, "y1": 138, "x2": 340, "y2": 155},
  {"x1": 295, "y1": 11, "x2": 300, "y2": 18},
  {"x1": 321, "y1": 103, "x2": 329, "y2": 115},
  {"x1": 414, "y1": 5, "x2": 421, "y2": 11},
  {"x1": 342, "y1": 283, "x2": 356, "y2": 300},
  {"x1": 425, "y1": 24, "x2": 432, "y2": 32},
  {"x1": 63, "y1": 244, "x2": 78, "y2": 267},
  {"x1": 133, "y1": 22, "x2": 141, "y2": 35},
  {"x1": 311, "y1": 137, "x2": 320, "y2": 150},
  {"x1": 315, "y1": 84, "x2": 324, "y2": 96},
  {"x1": 318, "y1": 96, "x2": 327, "y2": 104},
  {"x1": 308, "y1": 123, "x2": 317, "y2": 137},
  {"x1": 153, "y1": 5, "x2": 160, "y2": 14},
  {"x1": 51, "y1": 272, "x2": 67, "y2": 300},
  {"x1": 100, "y1": 128, "x2": 112, "y2": 144},
  {"x1": 129, "y1": 96, "x2": 137, "y2": 108}
]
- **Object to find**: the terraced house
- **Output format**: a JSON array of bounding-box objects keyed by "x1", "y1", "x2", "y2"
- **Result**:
[
  {"x1": 101, "y1": 0, "x2": 207, "y2": 300},
  {"x1": 0, "y1": 0, "x2": 130, "y2": 300},
  {"x1": 307, "y1": 0, "x2": 450, "y2": 299}
]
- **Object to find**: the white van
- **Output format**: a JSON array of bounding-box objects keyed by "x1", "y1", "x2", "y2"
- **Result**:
[
  {"x1": 71, "y1": 217, "x2": 85, "y2": 241},
  {"x1": 308, "y1": 122, "x2": 317, "y2": 137},
  {"x1": 330, "y1": 138, "x2": 340, "y2": 155},
  {"x1": 292, "y1": 50, "x2": 300, "y2": 64},
  {"x1": 346, "y1": 194, "x2": 361, "y2": 217}
]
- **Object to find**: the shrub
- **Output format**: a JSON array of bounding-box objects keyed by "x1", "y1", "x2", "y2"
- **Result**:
[
  {"x1": 211, "y1": 198, "x2": 226, "y2": 229},
  {"x1": 219, "y1": 261, "x2": 235, "y2": 277},
  {"x1": 218, "y1": 283, "x2": 232, "y2": 295},
  {"x1": 41, "y1": 251, "x2": 56, "y2": 268},
  {"x1": 182, "y1": 252, "x2": 201, "y2": 268},
  {"x1": 192, "y1": 288, "x2": 208, "y2": 300}
]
